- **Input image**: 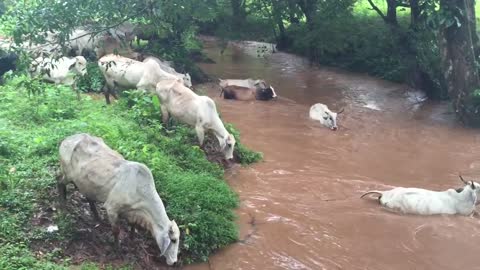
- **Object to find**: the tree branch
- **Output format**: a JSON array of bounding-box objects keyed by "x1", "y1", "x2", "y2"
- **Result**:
[
  {"x1": 62, "y1": 8, "x2": 146, "y2": 44},
  {"x1": 18, "y1": 6, "x2": 146, "y2": 52},
  {"x1": 367, "y1": 0, "x2": 387, "y2": 21}
]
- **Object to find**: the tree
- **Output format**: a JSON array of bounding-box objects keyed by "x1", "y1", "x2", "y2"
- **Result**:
[
  {"x1": 270, "y1": 0, "x2": 290, "y2": 49},
  {"x1": 439, "y1": 0, "x2": 480, "y2": 126},
  {"x1": 2, "y1": 0, "x2": 218, "y2": 64},
  {"x1": 230, "y1": 0, "x2": 247, "y2": 30},
  {"x1": 296, "y1": 0, "x2": 317, "y2": 28}
]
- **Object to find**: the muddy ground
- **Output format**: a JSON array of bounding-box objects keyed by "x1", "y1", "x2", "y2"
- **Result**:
[{"x1": 30, "y1": 187, "x2": 174, "y2": 270}]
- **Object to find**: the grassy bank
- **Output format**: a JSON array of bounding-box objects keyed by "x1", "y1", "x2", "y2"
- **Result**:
[{"x1": 0, "y1": 75, "x2": 261, "y2": 269}]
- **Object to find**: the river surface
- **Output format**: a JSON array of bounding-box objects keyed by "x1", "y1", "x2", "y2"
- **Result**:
[{"x1": 186, "y1": 38, "x2": 480, "y2": 270}]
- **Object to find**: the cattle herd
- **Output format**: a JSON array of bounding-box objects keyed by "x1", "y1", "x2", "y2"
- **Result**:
[{"x1": 1, "y1": 25, "x2": 479, "y2": 266}]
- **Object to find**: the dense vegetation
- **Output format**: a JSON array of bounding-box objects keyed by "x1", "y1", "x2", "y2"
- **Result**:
[
  {"x1": 0, "y1": 75, "x2": 261, "y2": 268},
  {"x1": 2, "y1": 0, "x2": 480, "y2": 124}
]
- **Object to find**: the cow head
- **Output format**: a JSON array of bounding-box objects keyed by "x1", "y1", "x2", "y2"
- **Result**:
[
  {"x1": 156, "y1": 220, "x2": 180, "y2": 266},
  {"x1": 459, "y1": 175, "x2": 480, "y2": 204},
  {"x1": 254, "y1": 80, "x2": 277, "y2": 101},
  {"x1": 255, "y1": 86, "x2": 277, "y2": 101},
  {"x1": 183, "y1": 73, "x2": 192, "y2": 88},
  {"x1": 322, "y1": 108, "x2": 343, "y2": 131},
  {"x1": 70, "y1": 56, "x2": 87, "y2": 76},
  {"x1": 220, "y1": 133, "x2": 236, "y2": 160},
  {"x1": 253, "y1": 79, "x2": 268, "y2": 89}
]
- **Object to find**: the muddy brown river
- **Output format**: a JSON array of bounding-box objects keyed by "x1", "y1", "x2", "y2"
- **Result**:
[{"x1": 186, "y1": 38, "x2": 480, "y2": 270}]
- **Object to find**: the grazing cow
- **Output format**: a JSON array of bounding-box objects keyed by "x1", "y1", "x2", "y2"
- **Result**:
[
  {"x1": 219, "y1": 79, "x2": 276, "y2": 101},
  {"x1": 58, "y1": 133, "x2": 180, "y2": 265},
  {"x1": 30, "y1": 56, "x2": 87, "y2": 86},
  {"x1": 97, "y1": 54, "x2": 178, "y2": 104},
  {"x1": 143, "y1": 56, "x2": 192, "y2": 88},
  {"x1": 309, "y1": 103, "x2": 343, "y2": 131},
  {"x1": 155, "y1": 79, "x2": 236, "y2": 160}
]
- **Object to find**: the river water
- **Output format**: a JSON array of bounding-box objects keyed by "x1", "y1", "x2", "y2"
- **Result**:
[{"x1": 187, "y1": 38, "x2": 480, "y2": 270}]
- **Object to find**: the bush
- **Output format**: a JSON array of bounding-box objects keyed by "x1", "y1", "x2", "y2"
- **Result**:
[
  {"x1": 0, "y1": 75, "x2": 261, "y2": 267},
  {"x1": 76, "y1": 62, "x2": 105, "y2": 93},
  {"x1": 284, "y1": 10, "x2": 412, "y2": 82}
]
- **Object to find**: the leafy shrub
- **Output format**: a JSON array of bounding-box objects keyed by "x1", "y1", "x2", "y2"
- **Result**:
[{"x1": 76, "y1": 62, "x2": 105, "y2": 93}]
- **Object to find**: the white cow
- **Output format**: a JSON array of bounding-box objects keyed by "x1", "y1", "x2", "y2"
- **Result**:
[
  {"x1": 143, "y1": 56, "x2": 192, "y2": 88},
  {"x1": 30, "y1": 56, "x2": 87, "y2": 86},
  {"x1": 361, "y1": 177, "x2": 478, "y2": 216},
  {"x1": 97, "y1": 54, "x2": 177, "y2": 103},
  {"x1": 309, "y1": 103, "x2": 343, "y2": 131},
  {"x1": 155, "y1": 79, "x2": 236, "y2": 160},
  {"x1": 58, "y1": 133, "x2": 180, "y2": 265}
]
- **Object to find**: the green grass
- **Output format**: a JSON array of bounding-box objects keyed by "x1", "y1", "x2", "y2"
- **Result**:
[{"x1": 0, "y1": 75, "x2": 262, "y2": 268}]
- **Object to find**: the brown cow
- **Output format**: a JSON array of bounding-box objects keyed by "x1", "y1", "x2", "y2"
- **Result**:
[{"x1": 219, "y1": 79, "x2": 277, "y2": 101}]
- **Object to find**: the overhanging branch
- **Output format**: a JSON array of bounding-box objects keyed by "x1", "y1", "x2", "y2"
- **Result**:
[{"x1": 367, "y1": 0, "x2": 387, "y2": 22}]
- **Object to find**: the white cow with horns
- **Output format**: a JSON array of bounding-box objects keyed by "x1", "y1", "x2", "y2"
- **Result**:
[
  {"x1": 155, "y1": 79, "x2": 236, "y2": 160},
  {"x1": 309, "y1": 103, "x2": 344, "y2": 131}
]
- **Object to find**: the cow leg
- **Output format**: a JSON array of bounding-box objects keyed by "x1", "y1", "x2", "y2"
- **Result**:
[
  {"x1": 103, "y1": 84, "x2": 111, "y2": 105},
  {"x1": 195, "y1": 124, "x2": 205, "y2": 146},
  {"x1": 103, "y1": 79, "x2": 118, "y2": 105},
  {"x1": 112, "y1": 224, "x2": 121, "y2": 250},
  {"x1": 72, "y1": 82, "x2": 81, "y2": 101},
  {"x1": 111, "y1": 81, "x2": 119, "y2": 100},
  {"x1": 110, "y1": 89, "x2": 118, "y2": 100},
  {"x1": 129, "y1": 224, "x2": 136, "y2": 239},
  {"x1": 57, "y1": 182, "x2": 67, "y2": 207},
  {"x1": 106, "y1": 208, "x2": 121, "y2": 249},
  {"x1": 87, "y1": 199, "x2": 100, "y2": 221},
  {"x1": 161, "y1": 106, "x2": 170, "y2": 126}
]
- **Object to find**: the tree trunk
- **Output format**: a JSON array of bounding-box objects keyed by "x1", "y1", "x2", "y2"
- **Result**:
[
  {"x1": 440, "y1": 0, "x2": 480, "y2": 126},
  {"x1": 410, "y1": 0, "x2": 421, "y2": 29},
  {"x1": 386, "y1": 0, "x2": 398, "y2": 26},
  {"x1": 296, "y1": 0, "x2": 317, "y2": 62},
  {"x1": 287, "y1": 1, "x2": 300, "y2": 24},
  {"x1": 296, "y1": 0, "x2": 316, "y2": 28},
  {"x1": 271, "y1": 0, "x2": 289, "y2": 49},
  {"x1": 465, "y1": 0, "x2": 480, "y2": 56},
  {"x1": 366, "y1": 0, "x2": 397, "y2": 27},
  {"x1": 231, "y1": 0, "x2": 247, "y2": 30}
]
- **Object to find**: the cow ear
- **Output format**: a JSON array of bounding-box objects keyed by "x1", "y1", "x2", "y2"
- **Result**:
[{"x1": 159, "y1": 232, "x2": 171, "y2": 255}]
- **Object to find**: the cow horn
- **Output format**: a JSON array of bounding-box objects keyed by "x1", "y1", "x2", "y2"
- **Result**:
[
  {"x1": 337, "y1": 108, "x2": 345, "y2": 114},
  {"x1": 459, "y1": 174, "x2": 468, "y2": 184}
]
